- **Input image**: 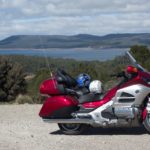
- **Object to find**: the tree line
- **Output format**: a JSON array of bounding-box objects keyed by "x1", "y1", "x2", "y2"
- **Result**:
[{"x1": 0, "y1": 45, "x2": 149, "y2": 103}]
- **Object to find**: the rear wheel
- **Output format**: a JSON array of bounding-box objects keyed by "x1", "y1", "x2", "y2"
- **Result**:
[
  {"x1": 58, "y1": 123, "x2": 87, "y2": 135},
  {"x1": 143, "y1": 114, "x2": 150, "y2": 133}
]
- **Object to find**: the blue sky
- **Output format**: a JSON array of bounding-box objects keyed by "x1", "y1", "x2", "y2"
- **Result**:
[{"x1": 0, "y1": 0, "x2": 150, "y2": 40}]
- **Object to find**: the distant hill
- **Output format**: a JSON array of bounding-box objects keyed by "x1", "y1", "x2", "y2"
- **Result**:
[{"x1": 0, "y1": 33, "x2": 150, "y2": 49}]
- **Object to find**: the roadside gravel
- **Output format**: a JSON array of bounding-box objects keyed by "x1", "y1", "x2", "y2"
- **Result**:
[{"x1": 0, "y1": 105, "x2": 149, "y2": 150}]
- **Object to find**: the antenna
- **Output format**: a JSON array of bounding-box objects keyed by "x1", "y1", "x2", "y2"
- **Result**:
[{"x1": 38, "y1": 35, "x2": 57, "y2": 88}]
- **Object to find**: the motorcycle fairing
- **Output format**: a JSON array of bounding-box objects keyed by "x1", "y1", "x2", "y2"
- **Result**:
[{"x1": 114, "y1": 84, "x2": 150, "y2": 107}]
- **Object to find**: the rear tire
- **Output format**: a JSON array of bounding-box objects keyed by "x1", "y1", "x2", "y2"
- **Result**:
[
  {"x1": 58, "y1": 123, "x2": 87, "y2": 135},
  {"x1": 143, "y1": 114, "x2": 150, "y2": 133}
]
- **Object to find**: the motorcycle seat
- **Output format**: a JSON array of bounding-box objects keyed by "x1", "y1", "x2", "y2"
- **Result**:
[
  {"x1": 78, "y1": 93, "x2": 103, "y2": 104},
  {"x1": 75, "y1": 87, "x2": 89, "y2": 96}
]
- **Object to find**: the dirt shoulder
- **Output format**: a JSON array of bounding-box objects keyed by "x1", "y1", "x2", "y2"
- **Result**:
[{"x1": 0, "y1": 105, "x2": 150, "y2": 150}]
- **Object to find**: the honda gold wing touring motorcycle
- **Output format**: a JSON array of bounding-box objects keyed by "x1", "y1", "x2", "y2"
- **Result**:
[{"x1": 39, "y1": 51, "x2": 150, "y2": 135}]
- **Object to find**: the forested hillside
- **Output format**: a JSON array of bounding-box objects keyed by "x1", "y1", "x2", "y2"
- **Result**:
[{"x1": 0, "y1": 33, "x2": 150, "y2": 49}]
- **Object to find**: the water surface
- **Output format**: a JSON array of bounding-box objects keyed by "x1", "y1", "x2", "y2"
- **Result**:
[{"x1": 0, "y1": 48, "x2": 128, "y2": 61}]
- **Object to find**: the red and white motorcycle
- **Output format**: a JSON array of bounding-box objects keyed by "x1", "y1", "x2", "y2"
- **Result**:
[{"x1": 39, "y1": 51, "x2": 150, "y2": 134}]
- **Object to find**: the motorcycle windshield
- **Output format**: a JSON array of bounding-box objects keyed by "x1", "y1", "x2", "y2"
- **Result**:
[{"x1": 126, "y1": 51, "x2": 146, "y2": 72}]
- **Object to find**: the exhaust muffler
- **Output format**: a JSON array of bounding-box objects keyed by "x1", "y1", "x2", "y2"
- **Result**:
[{"x1": 43, "y1": 118, "x2": 94, "y2": 124}]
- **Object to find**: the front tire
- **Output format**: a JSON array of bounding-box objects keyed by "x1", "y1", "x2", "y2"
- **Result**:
[
  {"x1": 143, "y1": 114, "x2": 150, "y2": 133},
  {"x1": 58, "y1": 123, "x2": 87, "y2": 135}
]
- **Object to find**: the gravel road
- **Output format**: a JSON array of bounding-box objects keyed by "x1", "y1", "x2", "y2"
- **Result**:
[{"x1": 0, "y1": 105, "x2": 150, "y2": 150}]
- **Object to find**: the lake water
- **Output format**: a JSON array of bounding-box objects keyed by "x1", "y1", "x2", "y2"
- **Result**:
[{"x1": 0, "y1": 48, "x2": 128, "y2": 61}]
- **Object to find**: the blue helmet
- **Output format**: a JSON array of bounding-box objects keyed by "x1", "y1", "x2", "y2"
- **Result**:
[{"x1": 76, "y1": 73, "x2": 91, "y2": 88}]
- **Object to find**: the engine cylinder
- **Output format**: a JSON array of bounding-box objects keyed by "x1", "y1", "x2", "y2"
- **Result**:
[{"x1": 114, "y1": 107, "x2": 138, "y2": 119}]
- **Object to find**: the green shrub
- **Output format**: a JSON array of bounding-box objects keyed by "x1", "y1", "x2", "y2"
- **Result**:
[
  {"x1": 0, "y1": 56, "x2": 26, "y2": 102},
  {"x1": 130, "y1": 45, "x2": 150, "y2": 70}
]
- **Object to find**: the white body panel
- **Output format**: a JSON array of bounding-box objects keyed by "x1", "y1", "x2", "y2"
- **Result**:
[
  {"x1": 114, "y1": 84, "x2": 150, "y2": 106},
  {"x1": 89, "y1": 100, "x2": 114, "y2": 124},
  {"x1": 87, "y1": 84, "x2": 150, "y2": 126}
]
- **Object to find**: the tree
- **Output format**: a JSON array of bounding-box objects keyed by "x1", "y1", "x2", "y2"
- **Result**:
[
  {"x1": 0, "y1": 56, "x2": 26, "y2": 102},
  {"x1": 130, "y1": 45, "x2": 150, "y2": 70}
]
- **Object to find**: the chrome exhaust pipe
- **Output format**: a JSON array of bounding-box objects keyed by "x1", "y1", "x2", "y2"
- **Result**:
[{"x1": 43, "y1": 118, "x2": 94, "y2": 124}]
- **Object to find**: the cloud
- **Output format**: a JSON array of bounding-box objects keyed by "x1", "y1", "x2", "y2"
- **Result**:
[{"x1": 0, "y1": 0, "x2": 150, "y2": 39}]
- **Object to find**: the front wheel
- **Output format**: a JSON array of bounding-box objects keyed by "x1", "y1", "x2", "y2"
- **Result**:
[
  {"x1": 58, "y1": 123, "x2": 87, "y2": 135},
  {"x1": 143, "y1": 114, "x2": 150, "y2": 133}
]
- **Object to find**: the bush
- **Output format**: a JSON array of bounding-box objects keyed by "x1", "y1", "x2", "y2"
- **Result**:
[
  {"x1": 130, "y1": 45, "x2": 150, "y2": 70},
  {"x1": 15, "y1": 94, "x2": 33, "y2": 104},
  {"x1": 0, "y1": 56, "x2": 26, "y2": 102}
]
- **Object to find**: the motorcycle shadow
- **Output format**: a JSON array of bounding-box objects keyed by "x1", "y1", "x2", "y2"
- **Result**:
[{"x1": 50, "y1": 126, "x2": 148, "y2": 135}]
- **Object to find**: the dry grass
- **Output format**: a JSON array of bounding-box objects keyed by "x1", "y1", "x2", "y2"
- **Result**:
[{"x1": 15, "y1": 94, "x2": 34, "y2": 104}]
